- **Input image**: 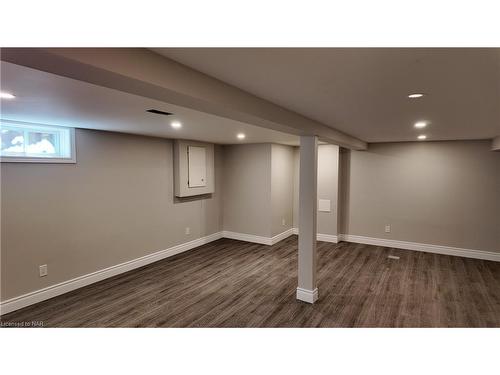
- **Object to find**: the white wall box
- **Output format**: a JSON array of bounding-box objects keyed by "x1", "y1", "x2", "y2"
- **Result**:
[
  {"x1": 174, "y1": 140, "x2": 215, "y2": 197},
  {"x1": 318, "y1": 199, "x2": 331, "y2": 212},
  {"x1": 188, "y1": 146, "x2": 207, "y2": 187}
]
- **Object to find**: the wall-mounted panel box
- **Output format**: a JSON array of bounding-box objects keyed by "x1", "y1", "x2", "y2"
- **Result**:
[
  {"x1": 318, "y1": 199, "x2": 331, "y2": 212},
  {"x1": 174, "y1": 140, "x2": 215, "y2": 197},
  {"x1": 187, "y1": 146, "x2": 207, "y2": 187}
]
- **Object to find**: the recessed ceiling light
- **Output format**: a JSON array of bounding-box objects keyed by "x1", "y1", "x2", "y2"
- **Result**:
[
  {"x1": 171, "y1": 121, "x2": 182, "y2": 129},
  {"x1": 414, "y1": 121, "x2": 427, "y2": 129},
  {"x1": 237, "y1": 133, "x2": 246, "y2": 140},
  {"x1": 0, "y1": 92, "x2": 15, "y2": 99},
  {"x1": 417, "y1": 135, "x2": 427, "y2": 140},
  {"x1": 408, "y1": 93, "x2": 424, "y2": 99}
]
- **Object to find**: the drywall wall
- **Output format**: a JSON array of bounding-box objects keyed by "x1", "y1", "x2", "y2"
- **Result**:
[
  {"x1": 317, "y1": 145, "x2": 340, "y2": 236},
  {"x1": 221, "y1": 144, "x2": 272, "y2": 237},
  {"x1": 1, "y1": 135, "x2": 297, "y2": 303},
  {"x1": 293, "y1": 147, "x2": 299, "y2": 231},
  {"x1": 271, "y1": 144, "x2": 294, "y2": 236},
  {"x1": 340, "y1": 140, "x2": 500, "y2": 252},
  {"x1": 293, "y1": 145, "x2": 340, "y2": 236},
  {"x1": 222, "y1": 143, "x2": 295, "y2": 238},
  {"x1": 1, "y1": 128, "x2": 223, "y2": 300},
  {"x1": 338, "y1": 147, "x2": 350, "y2": 235}
]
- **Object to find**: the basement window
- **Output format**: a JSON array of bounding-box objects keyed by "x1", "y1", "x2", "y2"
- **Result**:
[{"x1": 0, "y1": 121, "x2": 75, "y2": 163}]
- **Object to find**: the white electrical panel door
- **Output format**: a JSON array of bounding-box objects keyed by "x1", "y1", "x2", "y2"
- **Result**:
[{"x1": 188, "y1": 146, "x2": 207, "y2": 187}]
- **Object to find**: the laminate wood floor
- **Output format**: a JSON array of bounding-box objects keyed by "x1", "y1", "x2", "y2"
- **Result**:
[{"x1": 2, "y1": 236, "x2": 500, "y2": 327}]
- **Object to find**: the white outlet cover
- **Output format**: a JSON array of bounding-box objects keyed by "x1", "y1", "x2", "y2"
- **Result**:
[
  {"x1": 318, "y1": 199, "x2": 331, "y2": 212},
  {"x1": 39, "y1": 264, "x2": 48, "y2": 277}
]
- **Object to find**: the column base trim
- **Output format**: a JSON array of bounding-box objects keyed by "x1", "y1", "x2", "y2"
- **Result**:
[{"x1": 296, "y1": 287, "x2": 318, "y2": 304}]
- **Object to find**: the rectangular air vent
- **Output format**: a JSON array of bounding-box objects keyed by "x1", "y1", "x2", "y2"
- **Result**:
[{"x1": 146, "y1": 109, "x2": 173, "y2": 116}]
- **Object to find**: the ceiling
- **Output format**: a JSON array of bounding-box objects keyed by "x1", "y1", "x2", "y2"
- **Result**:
[
  {"x1": 0, "y1": 61, "x2": 299, "y2": 145},
  {"x1": 154, "y1": 48, "x2": 500, "y2": 143}
]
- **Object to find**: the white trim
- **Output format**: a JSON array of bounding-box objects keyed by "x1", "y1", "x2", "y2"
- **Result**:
[
  {"x1": 0, "y1": 231, "x2": 223, "y2": 315},
  {"x1": 316, "y1": 233, "x2": 338, "y2": 243},
  {"x1": 340, "y1": 234, "x2": 500, "y2": 262},
  {"x1": 0, "y1": 156, "x2": 76, "y2": 164},
  {"x1": 292, "y1": 228, "x2": 338, "y2": 243},
  {"x1": 7, "y1": 229, "x2": 495, "y2": 315},
  {"x1": 0, "y1": 229, "x2": 298, "y2": 315},
  {"x1": 222, "y1": 228, "x2": 295, "y2": 246},
  {"x1": 222, "y1": 231, "x2": 273, "y2": 245},
  {"x1": 293, "y1": 229, "x2": 499, "y2": 261},
  {"x1": 296, "y1": 287, "x2": 318, "y2": 304},
  {"x1": 270, "y1": 228, "x2": 295, "y2": 245},
  {"x1": 0, "y1": 120, "x2": 76, "y2": 164}
]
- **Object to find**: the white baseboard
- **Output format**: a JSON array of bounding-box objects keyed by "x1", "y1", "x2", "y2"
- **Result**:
[
  {"x1": 296, "y1": 287, "x2": 318, "y2": 304},
  {"x1": 1, "y1": 229, "x2": 298, "y2": 315},
  {"x1": 222, "y1": 228, "x2": 295, "y2": 246},
  {"x1": 340, "y1": 234, "x2": 500, "y2": 262},
  {"x1": 292, "y1": 229, "x2": 499, "y2": 261},
  {"x1": 292, "y1": 228, "x2": 338, "y2": 243},
  {"x1": 317, "y1": 233, "x2": 338, "y2": 243},
  {"x1": 5, "y1": 229, "x2": 497, "y2": 315},
  {"x1": 0, "y1": 231, "x2": 223, "y2": 316},
  {"x1": 270, "y1": 228, "x2": 295, "y2": 245},
  {"x1": 222, "y1": 231, "x2": 273, "y2": 245}
]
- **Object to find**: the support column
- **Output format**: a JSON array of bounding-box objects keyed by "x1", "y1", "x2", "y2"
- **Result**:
[{"x1": 296, "y1": 135, "x2": 319, "y2": 303}]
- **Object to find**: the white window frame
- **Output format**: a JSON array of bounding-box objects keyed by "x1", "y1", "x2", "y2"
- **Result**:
[{"x1": 0, "y1": 120, "x2": 76, "y2": 163}]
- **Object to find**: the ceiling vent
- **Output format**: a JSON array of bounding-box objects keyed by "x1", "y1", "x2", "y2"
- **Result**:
[{"x1": 146, "y1": 109, "x2": 173, "y2": 116}]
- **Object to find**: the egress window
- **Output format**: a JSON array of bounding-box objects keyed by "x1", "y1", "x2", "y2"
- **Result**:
[{"x1": 0, "y1": 121, "x2": 75, "y2": 163}]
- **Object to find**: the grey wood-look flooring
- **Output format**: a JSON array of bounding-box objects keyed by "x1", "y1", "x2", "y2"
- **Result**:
[{"x1": 2, "y1": 236, "x2": 500, "y2": 327}]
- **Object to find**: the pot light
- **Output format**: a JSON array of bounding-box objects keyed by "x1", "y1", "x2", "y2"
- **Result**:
[
  {"x1": 417, "y1": 135, "x2": 427, "y2": 140},
  {"x1": 237, "y1": 133, "x2": 246, "y2": 140},
  {"x1": 408, "y1": 93, "x2": 424, "y2": 99},
  {"x1": 0, "y1": 92, "x2": 15, "y2": 99},
  {"x1": 171, "y1": 121, "x2": 182, "y2": 129},
  {"x1": 414, "y1": 121, "x2": 427, "y2": 129}
]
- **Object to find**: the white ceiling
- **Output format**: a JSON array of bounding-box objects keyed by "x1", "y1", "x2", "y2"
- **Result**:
[
  {"x1": 0, "y1": 61, "x2": 299, "y2": 145},
  {"x1": 153, "y1": 48, "x2": 500, "y2": 143}
]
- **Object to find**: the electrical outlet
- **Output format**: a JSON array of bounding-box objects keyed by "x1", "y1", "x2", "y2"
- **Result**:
[
  {"x1": 185, "y1": 227, "x2": 190, "y2": 235},
  {"x1": 385, "y1": 224, "x2": 391, "y2": 233},
  {"x1": 282, "y1": 218, "x2": 286, "y2": 226},
  {"x1": 39, "y1": 264, "x2": 48, "y2": 277}
]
